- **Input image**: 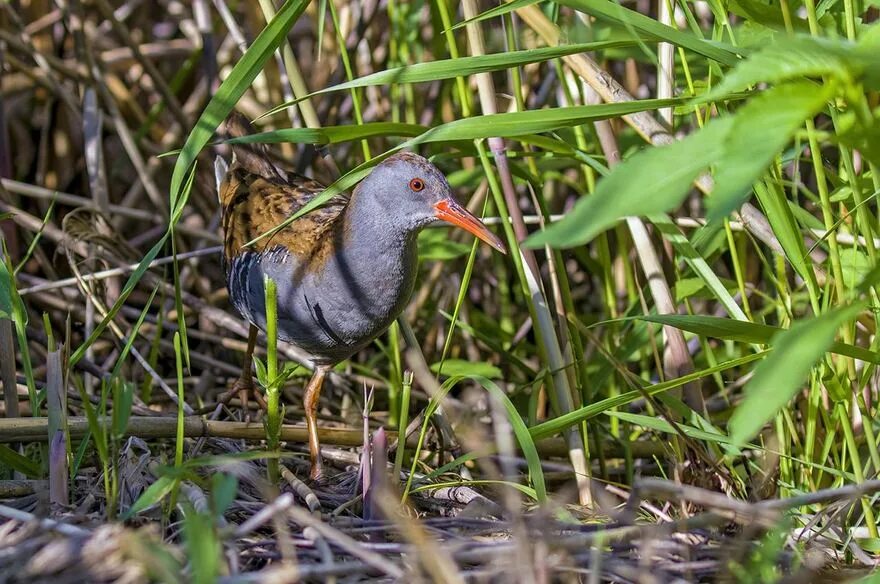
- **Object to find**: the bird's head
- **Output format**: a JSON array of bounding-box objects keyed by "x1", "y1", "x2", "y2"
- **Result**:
[{"x1": 360, "y1": 152, "x2": 506, "y2": 253}]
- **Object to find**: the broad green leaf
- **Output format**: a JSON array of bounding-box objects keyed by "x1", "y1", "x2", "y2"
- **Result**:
[
  {"x1": 431, "y1": 359, "x2": 503, "y2": 379},
  {"x1": 697, "y1": 36, "x2": 874, "y2": 103},
  {"x1": 839, "y1": 248, "x2": 872, "y2": 289},
  {"x1": 262, "y1": 41, "x2": 641, "y2": 118},
  {"x1": 728, "y1": 303, "x2": 867, "y2": 446},
  {"x1": 123, "y1": 474, "x2": 178, "y2": 519},
  {"x1": 729, "y1": 0, "x2": 809, "y2": 31},
  {"x1": 640, "y1": 314, "x2": 880, "y2": 364},
  {"x1": 526, "y1": 77, "x2": 832, "y2": 249},
  {"x1": 524, "y1": 118, "x2": 730, "y2": 248},
  {"x1": 706, "y1": 81, "x2": 833, "y2": 221},
  {"x1": 557, "y1": 0, "x2": 743, "y2": 66}
]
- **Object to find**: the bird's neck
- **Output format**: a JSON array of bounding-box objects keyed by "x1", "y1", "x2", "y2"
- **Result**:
[{"x1": 342, "y1": 190, "x2": 419, "y2": 259}]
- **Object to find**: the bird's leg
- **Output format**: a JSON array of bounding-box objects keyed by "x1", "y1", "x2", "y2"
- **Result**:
[
  {"x1": 221, "y1": 325, "x2": 266, "y2": 420},
  {"x1": 304, "y1": 364, "x2": 330, "y2": 481}
]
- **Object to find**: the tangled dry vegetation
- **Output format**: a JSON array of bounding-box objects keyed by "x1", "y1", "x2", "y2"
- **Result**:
[{"x1": 3, "y1": 0, "x2": 880, "y2": 582}]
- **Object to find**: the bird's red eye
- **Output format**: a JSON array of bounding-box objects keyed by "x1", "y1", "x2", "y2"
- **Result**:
[{"x1": 409, "y1": 178, "x2": 425, "y2": 192}]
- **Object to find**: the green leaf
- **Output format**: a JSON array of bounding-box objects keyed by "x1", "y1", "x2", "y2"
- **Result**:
[
  {"x1": 449, "y1": 0, "x2": 541, "y2": 30},
  {"x1": 839, "y1": 247, "x2": 872, "y2": 289},
  {"x1": 557, "y1": 0, "x2": 743, "y2": 66},
  {"x1": 697, "y1": 36, "x2": 873, "y2": 103},
  {"x1": 754, "y1": 179, "x2": 819, "y2": 291},
  {"x1": 606, "y1": 411, "x2": 742, "y2": 446},
  {"x1": 182, "y1": 506, "x2": 221, "y2": 584},
  {"x1": 527, "y1": 76, "x2": 833, "y2": 249},
  {"x1": 529, "y1": 352, "x2": 767, "y2": 439},
  {"x1": 262, "y1": 41, "x2": 642, "y2": 118},
  {"x1": 706, "y1": 81, "x2": 833, "y2": 221},
  {"x1": 470, "y1": 376, "x2": 546, "y2": 502},
  {"x1": 123, "y1": 475, "x2": 178, "y2": 519},
  {"x1": 639, "y1": 314, "x2": 880, "y2": 364},
  {"x1": 112, "y1": 380, "x2": 134, "y2": 438},
  {"x1": 728, "y1": 0, "x2": 809, "y2": 31},
  {"x1": 169, "y1": 0, "x2": 310, "y2": 221},
  {"x1": 431, "y1": 359, "x2": 503, "y2": 379},
  {"x1": 227, "y1": 122, "x2": 427, "y2": 146},
  {"x1": 525, "y1": 118, "x2": 729, "y2": 248},
  {"x1": 211, "y1": 473, "x2": 239, "y2": 516},
  {"x1": 0, "y1": 252, "x2": 12, "y2": 317},
  {"x1": 0, "y1": 443, "x2": 42, "y2": 477},
  {"x1": 728, "y1": 303, "x2": 867, "y2": 446}
]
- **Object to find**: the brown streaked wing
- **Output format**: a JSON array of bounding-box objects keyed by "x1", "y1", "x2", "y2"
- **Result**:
[{"x1": 220, "y1": 165, "x2": 348, "y2": 264}]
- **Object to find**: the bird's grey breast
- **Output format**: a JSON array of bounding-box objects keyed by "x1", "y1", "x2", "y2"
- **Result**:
[{"x1": 227, "y1": 242, "x2": 418, "y2": 362}]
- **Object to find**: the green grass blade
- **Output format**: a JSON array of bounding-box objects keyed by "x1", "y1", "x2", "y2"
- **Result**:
[
  {"x1": 525, "y1": 119, "x2": 729, "y2": 248},
  {"x1": 0, "y1": 443, "x2": 42, "y2": 477},
  {"x1": 529, "y1": 352, "x2": 768, "y2": 440},
  {"x1": 556, "y1": 0, "x2": 743, "y2": 66},
  {"x1": 123, "y1": 474, "x2": 178, "y2": 519},
  {"x1": 728, "y1": 302, "x2": 867, "y2": 446},
  {"x1": 227, "y1": 122, "x2": 427, "y2": 146},
  {"x1": 260, "y1": 41, "x2": 642, "y2": 117},
  {"x1": 470, "y1": 376, "x2": 547, "y2": 503},
  {"x1": 696, "y1": 35, "x2": 874, "y2": 103},
  {"x1": 639, "y1": 314, "x2": 880, "y2": 364},
  {"x1": 168, "y1": 0, "x2": 311, "y2": 219}
]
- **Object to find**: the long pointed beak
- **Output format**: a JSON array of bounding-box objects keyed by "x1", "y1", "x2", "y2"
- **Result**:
[{"x1": 433, "y1": 199, "x2": 507, "y2": 254}]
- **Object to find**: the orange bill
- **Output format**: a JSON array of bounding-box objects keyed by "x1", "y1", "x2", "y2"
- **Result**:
[{"x1": 433, "y1": 199, "x2": 507, "y2": 254}]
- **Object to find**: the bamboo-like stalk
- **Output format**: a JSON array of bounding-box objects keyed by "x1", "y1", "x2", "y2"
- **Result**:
[
  {"x1": 0, "y1": 416, "x2": 382, "y2": 444},
  {"x1": 0, "y1": 416, "x2": 664, "y2": 458},
  {"x1": 460, "y1": 0, "x2": 593, "y2": 507},
  {"x1": 657, "y1": 0, "x2": 675, "y2": 126}
]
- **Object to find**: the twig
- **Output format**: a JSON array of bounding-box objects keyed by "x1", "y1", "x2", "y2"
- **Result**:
[
  {"x1": 233, "y1": 492, "x2": 296, "y2": 537},
  {"x1": 0, "y1": 504, "x2": 91, "y2": 537},
  {"x1": 17, "y1": 247, "x2": 223, "y2": 295},
  {"x1": 287, "y1": 504, "x2": 406, "y2": 579},
  {"x1": 281, "y1": 464, "x2": 320, "y2": 512}
]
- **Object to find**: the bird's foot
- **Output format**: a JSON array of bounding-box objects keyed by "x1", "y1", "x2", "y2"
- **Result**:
[{"x1": 220, "y1": 376, "x2": 268, "y2": 422}]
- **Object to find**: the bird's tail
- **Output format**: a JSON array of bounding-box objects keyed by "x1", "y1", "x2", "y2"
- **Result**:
[{"x1": 221, "y1": 110, "x2": 281, "y2": 180}]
